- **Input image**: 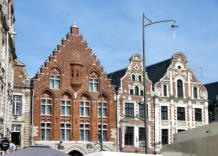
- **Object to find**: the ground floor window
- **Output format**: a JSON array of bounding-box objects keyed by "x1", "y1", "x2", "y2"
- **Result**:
[
  {"x1": 11, "y1": 125, "x2": 21, "y2": 145},
  {"x1": 80, "y1": 123, "x2": 89, "y2": 141},
  {"x1": 162, "y1": 129, "x2": 168, "y2": 145},
  {"x1": 98, "y1": 124, "x2": 107, "y2": 141},
  {"x1": 125, "y1": 126, "x2": 134, "y2": 145},
  {"x1": 139, "y1": 127, "x2": 146, "y2": 147}
]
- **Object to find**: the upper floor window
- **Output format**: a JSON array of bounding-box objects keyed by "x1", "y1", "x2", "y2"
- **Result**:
[
  {"x1": 61, "y1": 99, "x2": 71, "y2": 116},
  {"x1": 135, "y1": 86, "x2": 139, "y2": 95},
  {"x1": 177, "y1": 80, "x2": 183, "y2": 97},
  {"x1": 80, "y1": 101, "x2": 89, "y2": 117},
  {"x1": 41, "y1": 122, "x2": 51, "y2": 141},
  {"x1": 193, "y1": 87, "x2": 198, "y2": 99},
  {"x1": 41, "y1": 98, "x2": 51, "y2": 116},
  {"x1": 130, "y1": 89, "x2": 133, "y2": 95},
  {"x1": 177, "y1": 107, "x2": 185, "y2": 121},
  {"x1": 139, "y1": 104, "x2": 144, "y2": 119},
  {"x1": 195, "y1": 108, "x2": 202, "y2": 121},
  {"x1": 98, "y1": 124, "x2": 107, "y2": 141},
  {"x1": 132, "y1": 75, "x2": 135, "y2": 81},
  {"x1": 163, "y1": 85, "x2": 167, "y2": 97},
  {"x1": 50, "y1": 75, "x2": 60, "y2": 89},
  {"x1": 80, "y1": 123, "x2": 89, "y2": 141},
  {"x1": 138, "y1": 75, "x2": 142, "y2": 82},
  {"x1": 60, "y1": 123, "x2": 70, "y2": 141},
  {"x1": 12, "y1": 95, "x2": 22, "y2": 115},
  {"x1": 125, "y1": 103, "x2": 134, "y2": 117},
  {"x1": 89, "y1": 79, "x2": 98, "y2": 92},
  {"x1": 141, "y1": 90, "x2": 144, "y2": 96},
  {"x1": 125, "y1": 127, "x2": 134, "y2": 145},
  {"x1": 98, "y1": 102, "x2": 107, "y2": 118},
  {"x1": 161, "y1": 106, "x2": 168, "y2": 120}
]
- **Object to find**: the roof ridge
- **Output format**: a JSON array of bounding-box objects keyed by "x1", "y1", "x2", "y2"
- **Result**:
[
  {"x1": 204, "y1": 81, "x2": 218, "y2": 85},
  {"x1": 147, "y1": 58, "x2": 172, "y2": 68}
]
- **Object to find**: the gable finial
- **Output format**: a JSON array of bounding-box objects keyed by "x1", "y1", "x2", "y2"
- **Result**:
[{"x1": 73, "y1": 21, "x2": 78, "y2": 28}]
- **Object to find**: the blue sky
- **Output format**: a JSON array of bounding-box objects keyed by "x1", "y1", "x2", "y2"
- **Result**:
[{"x1": 14, "y1": 0, "x2": 218, "y2": 84}]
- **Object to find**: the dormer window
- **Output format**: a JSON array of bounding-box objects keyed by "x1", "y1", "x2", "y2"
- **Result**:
[
  {"x1": 138, "y1": 75, "x2": 142, "y2": 82},
  {"x1": 132, "y1": 75, "x2": 135, "y2": 81},
  {"x1": 163, "y1": 85, "x2": 167, "y2": 97},
  {"x1": 177, "y1": 80, "x2": 183, "y2": 97},
  {"x1": 193, "y1": 87, "x2": 198, "y2": 99}
]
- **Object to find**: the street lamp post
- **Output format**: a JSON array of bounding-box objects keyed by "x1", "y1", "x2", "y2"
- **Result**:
[{"x1": 142, "y1": 13, "x2": 178, "y2": 154}]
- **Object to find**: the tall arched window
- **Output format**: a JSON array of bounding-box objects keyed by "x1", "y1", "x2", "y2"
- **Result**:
[
  {"x1": 135, "y1": 86, "x2": 139, "y2": 95},
  {"x1": 132, "y1": 75, "x2": 135, "y2": 81},
  {"x1": 177, "y1": 80, "x2": 183, "y2": 97},
  {"x1": 138, "y1": 75, "x2": 142, "y2": 82}
]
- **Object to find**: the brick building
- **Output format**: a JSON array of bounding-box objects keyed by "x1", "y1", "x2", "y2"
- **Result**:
[
  {"x1": 32, "y1": 24, "x2": 116, "y2": 156},
  {"x1": 108, "y1": 53, "x2": 208, "y2": 153},
  {"x1": 12, "y1": 59, "x2": 32, "y2": 149}
]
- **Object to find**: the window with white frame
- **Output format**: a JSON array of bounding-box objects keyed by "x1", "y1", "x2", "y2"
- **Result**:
[
  {"x1": 139, "y1": 104, "x2": 144, "y2": 119},
  {"x1": 60, "y1": 123, "x2": 70, "y2": 141},
  {"x1": 11, "y1": 125, "x2": 21, "y2": 145},
  {"x1": 177, "y1": 107, "x2": 185, "y2": 120},
  {"x1": 41, "y1": 122, "x2": 51, "y2": 141},
  {"x1": 193, "y1": 87, "x2": 198, "y2": 99},
  {"x1": 41, "y1": 98, "x2": 52, "y2": 116},
  {"x1": 98, "y1": 102, "x2": 107, "y2": 118},
  {"x1": 89, "y1": 79, "x2": 98, "y2": 92},
  {"x1": 177, "y1": 80, "x2": 183, "y2": 97},
  {"x1": 50, "y1": 75, "x2": 60, "y2": 89},
  {"x1": 98, "y1": 124, "x2": 107, "y2": 141},
  {"x1": 138, "y1": 75, "x2": 142, "y2": 82},
  {"x1": 125, "y1": 126, "x2": 134, "y2": 145},
  {"x1": 61, "y1": 99, "x2": 71, "y2": 116},
  {"x1": 195, "y1": 108, "x2": 202, "y2": 121},
  {"x1": 135, "y1": 86, "x2": 139, "y2": 95},
  {"x1": 162, "y1": 129, "x2": 168, "y2": 145},
  {"x1": 12, "y1": 95, "x2": 22, "y2": 115},
  {"x1": 161, "y1": 106, "x2": 168, "y2": 120},
  {"x1": 132, "y1": 75, "x2": 135, "y2": 81},
  {"x1": 80, "y1": 123, "x2": 89, "y2": 141},
  {"x1": 80, "y1": 101, "x2": 89, "y2": 117},
  {"x1": 130, "y1": 89, "x2": 133, "y2": 95},
  {"x1": 163, "y1": 85, "x2": 167, "y2": 97},
  {"x1": 125, "y1": 103, "x2": 134, "y2": 117}
]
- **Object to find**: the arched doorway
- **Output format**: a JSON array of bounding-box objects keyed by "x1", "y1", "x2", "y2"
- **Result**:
[{"x1": 68, "y1": 150, "x2": 83, "y2": 156}]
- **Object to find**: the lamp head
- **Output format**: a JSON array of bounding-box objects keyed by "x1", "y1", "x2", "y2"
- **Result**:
[{"x1": 171, "y1": 23, "x2": 178, "y2": 29}]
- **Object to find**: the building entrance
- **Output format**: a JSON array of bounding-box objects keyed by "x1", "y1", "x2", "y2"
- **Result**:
[{"x1": 68, "y1": 150, "x2": 83, "y2": 156}]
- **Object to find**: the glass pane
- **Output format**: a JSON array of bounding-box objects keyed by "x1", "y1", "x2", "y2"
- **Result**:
[
  {"x1": 94, "y1": 83, "x2": 98, "y2": 92},
  {"x1": 89, "y1": 83, "x2": 93, "y2": 91},
  {"x1": 46, "y1": 129, "x2": 50, "y2": 140},
  {"x1": 103, "y1": 108, "x2": 106, "y2": 117},
  {"x1": 61, "y1": 106, "x2": 65, "y2": 115},
  {"x1": 41, "y1": 105, "x2": 45, "y2": 115},
  {"x1": 85, "y1": 102, "x2": 89, "y2": 106},
  {"x1": 50, "y1": 80, "x2": 54, "y2": 88},
  {"x1": 80, "y1": 130, "x2": 84, "y2": 141},
  {"x1": 41, "y1": 129, "x2": 45, "y2": 140},
  {"x1": 55, "y1": 80, "x2": 60, "y2": 89},
  {"x1": 80, "y1": 108, "x2": 84, "y2": 116},
  {"x1": 41, "y1": 99, "x2": 45, "y2": 104},
  {"x1": 60, "y1": 129, "x2": 64, "y2": 140},
  {"x1": 103, "y1": 131, "x2": 107, "y2": 141},
  {"x1": 66, "y1": 106, "x2": 70, "y2": 115},
  {"x1": 66, "y1": 129, "x2": 70, "y2": 141},
  {"x1": 61, "y1": 123, "x2": 64, "y2": 127},
  {"x1": 85, "y1": 108, "x2": 89, "y2": 116},
  {"x1": 85, "y1": 124, "x2": 89, "y2": 128},
  {"x1": 61, "y1": 100, "x2": 65, "y2": 105},
  {"x1": 85, "y1": 130, "x2": 89, "y2": 141},
  {"x1": 46, "y1": 105, "x2": 51, "y2": 115},
  {"x1": 80, "y1": 101, "x2": 83, "y2": 106},
  {"x1": 47, "y1": 99, "x2": 51, "y2": 104},
  {"x1": 55, "y1": 76, "x2": 60, "y2": 79},
  {"x1": 47, "y1": 123, "x2": 51, "y2": 127},
  {"x1": 66, "y1": 124, "x2": 71, "y2": 128},
  {"x1": 66, "y1": 100, "x2": 70, "y2": 105},
  {"x1": 41, "y1": 123, "x2": 45, "y2": 127}
]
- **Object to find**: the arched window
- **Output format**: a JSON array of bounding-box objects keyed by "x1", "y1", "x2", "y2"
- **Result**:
[
  {"x1": 177, "y1": 80, "x2": 183, "y2": 97},
  {"x1": 135, "y1": 86, "x2": 139, "y2": 95},
  {"x1": 138, "y1": 75, "x2": 142, "y2": 82},
  {"x1": 132, "y1": 75, "x2": 135, "y2": 81}
]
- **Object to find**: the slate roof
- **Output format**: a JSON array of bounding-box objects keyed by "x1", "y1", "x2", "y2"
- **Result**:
[
  {"x1": 107, "y1": 58, "x2": 172, "y2": 91},
  {"x1": 204, "y1": 82, "x2": 218, "y2": 106}
]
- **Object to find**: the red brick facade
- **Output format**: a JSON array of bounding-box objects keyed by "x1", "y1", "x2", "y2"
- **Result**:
[{"x1": 32, "y1": 25, "x2": 116, "y2": 154}]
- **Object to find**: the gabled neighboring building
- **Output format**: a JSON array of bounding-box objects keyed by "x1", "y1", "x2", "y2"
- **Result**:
[
  {"x1": 204, "y1": 82, "x2": 218, "y2": 122},
  {"x1": 32, "y1": 24, "x2": 116, "y2": 156},
  {"x1": 0, "y1": 0, "x2": 16, "y2": 140},
  {"x1": 108, "y1": 52, "x2": 208, "y2": 154},
  {"x1": 12, "y1": 59, "x2": 32, "y2": 149}
]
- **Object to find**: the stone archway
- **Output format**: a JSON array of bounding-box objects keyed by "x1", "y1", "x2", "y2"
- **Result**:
[{"x1": 68, "y1": 150, "x2": 83, "y2": 156}]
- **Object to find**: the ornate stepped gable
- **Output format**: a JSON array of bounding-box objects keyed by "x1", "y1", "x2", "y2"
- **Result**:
[{"x1": 32, "y1": 24, "x2": 116, "y2": 145}]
